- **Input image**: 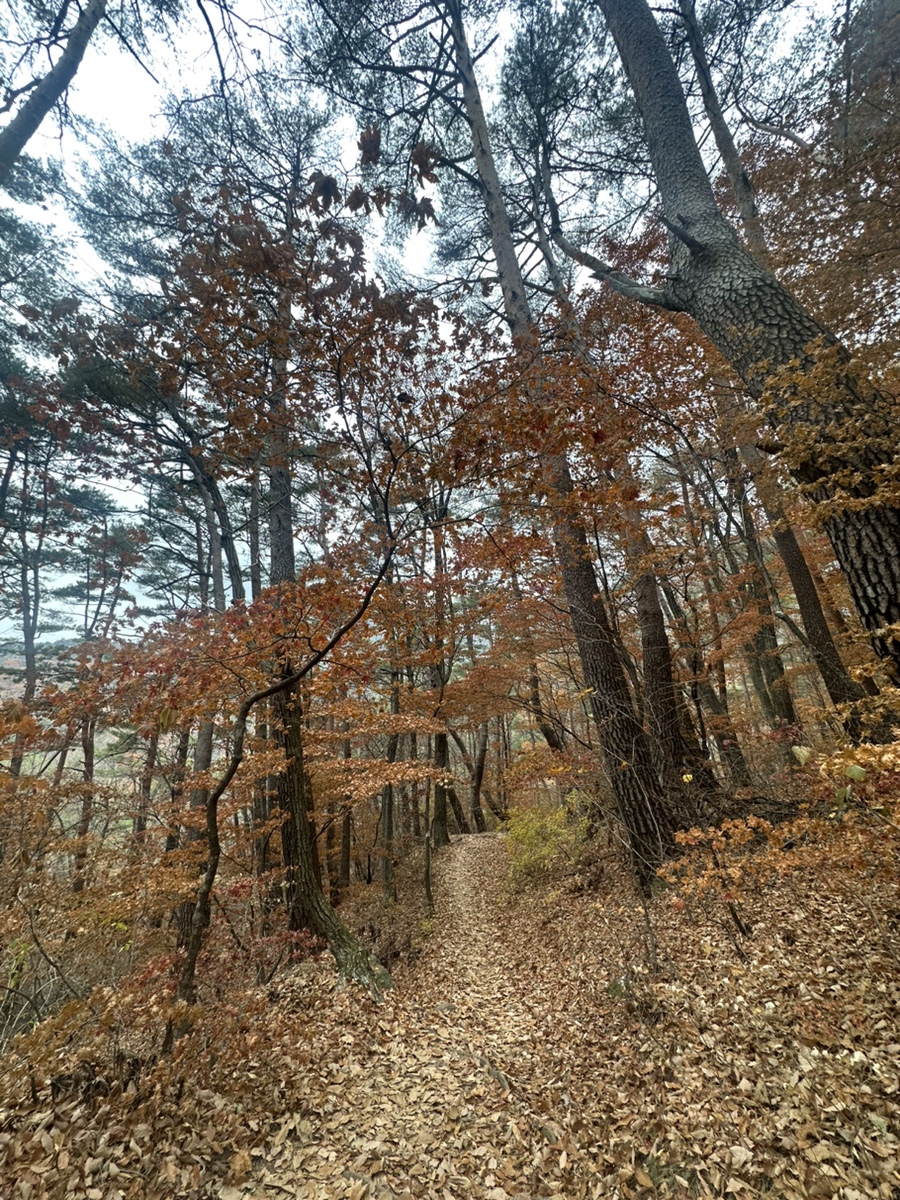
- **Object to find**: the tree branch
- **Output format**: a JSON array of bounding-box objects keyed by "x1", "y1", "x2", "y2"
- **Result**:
[
  {"x1": 735, "y1": 104, "x2": 816, "y2": 154},
  {"x1": 170, "y1": 533, "x2": 398, "y2": 1025},
  {"x1": 540, "y1": 157, "x2": 682, "y2": 310}
]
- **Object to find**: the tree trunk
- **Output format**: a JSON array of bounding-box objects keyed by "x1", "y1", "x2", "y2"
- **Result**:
[
  {"x1": 339, "y1": 720, "x2": 353, "y2": 890},
  {"x1": 134, "y1": 731, "x2": 159, "y2": 843},
  {"x1": 382, "y1": 750, "x2": 398, "y2": 901},
  {"x1": 10, "y1": 488, "x2": 40, "y2": 778},
  {"x1": 432, "y1": 730, "x2": 451, "y2": 848},
  {"x1": 172, "y1": 720, "x2": 214, "y2": 944},
  {"x1": 164, "y1": 728, "x2": 191, "y2": 853},
  {"x1": 738, "y1": 446, "x2": 877, "y2": 732},
  {"x1": 0, "y1": 0, "x2": 108, "y2": 187},
  {"x1": 727, "y1": 451, "x2": 799, "y2": 728},
  {"x1": 547, "y1": 461, "x2": 677, "y2": 886},
  {"x1": 72, "y1": 716, "x2": 96, "y2": 893},
  {"x1": 265, "y1": 300, "x2": 386, "y2": 988},
  {"x1": 635, "y1": 570, "x2": 711, "y2": 797},
  {"x1": 596, "y1": 0, "x2": 900, "y2": 677},
  {"x1": 252, "y1": 710, "x2": 272, "y2": 878},
  {"x1": 464, "y1": 724, "x2": 490, "y2": 832},
  {"x1": 676, "y1": 0, "x2": 771, "y2": 266},
  {"x1": 448, "y1": 2, "x2": 676, "y2": 887},
  {"x1": 660, "y1": 581, "x2": 755, "y2": 789},
  {"x1": 446, "y1": 782, "x2": 470, "y2": 835},
  {"x1": 508, "y1": 563, "x2": 565, "y2": 751},
  {"x1": 676, "y1": 0, "x2": 884, "y2": 732},
  {"x1": 248, "y1": 462, "x2": 263, "y2": 600},
  {"x1": 533, "y1": 209, "x2": 719, "y2": 803},
  {"x1": 408, "y1": 730, "x2": 422, "y2": 839}
]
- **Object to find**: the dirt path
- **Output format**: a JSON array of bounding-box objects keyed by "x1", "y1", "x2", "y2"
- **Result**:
[{"x1": 255, "y1": 833, "x2": 609, "y2": 1200}]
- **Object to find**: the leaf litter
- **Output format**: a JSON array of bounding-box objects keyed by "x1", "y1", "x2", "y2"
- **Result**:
[{"x1": 1, "y1": 830, "x2": 898, "y2": 1198}]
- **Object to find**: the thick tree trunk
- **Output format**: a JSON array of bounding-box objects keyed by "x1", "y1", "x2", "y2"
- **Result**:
[
  {"x1": 547, "y1": 460, "x2": 677, "y2": 886},
  {"x1": 634, "y1": 569, "x2": 721, "y2": 808},
  {"x1": 0, "y1": 0, "x2": 108, "y2": 187},
  {"x1": 596, "y1": 0, "x2": 900, "y2": 676},
  {"x1": 275, "y1": 684, "x2": 388, "y2": 990},
  {"x1": 677, "y1": 0, "x2": 882, "y2": 730},
  {"x1": 449, "y1": 3, "x2": 676, "y2": 887},
  {"x1": 446, "y1": 782, "x2": 470, "y2": 835}
]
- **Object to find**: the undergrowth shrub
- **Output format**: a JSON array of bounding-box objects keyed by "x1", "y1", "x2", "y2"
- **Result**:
[
  {"x1": 505, "y1": 803, "x2": 586, "y2": 889},
  {"x1": 659, "y1": 743, "x2": 900, "y2": 925}
]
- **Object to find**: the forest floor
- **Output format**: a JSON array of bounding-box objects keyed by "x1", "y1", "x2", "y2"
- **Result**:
[
  {"x1": 242, "y1": 832, "x2": 900, "y2": 1200},
  {"x1": 3, "y1": 829, "x2": 900, "y2": 1199}
]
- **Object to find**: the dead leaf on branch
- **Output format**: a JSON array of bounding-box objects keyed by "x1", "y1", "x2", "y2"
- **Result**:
[{"x1": 358, "y1": 124, "x2": 381, "y2": 167}]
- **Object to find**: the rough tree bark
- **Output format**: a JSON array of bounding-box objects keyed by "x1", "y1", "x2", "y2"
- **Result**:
[
  {"x1": 676, "y1": 1, "x2": 877, "y2": 729},
  {"x1": 532, "y1": 210, "x2": 722, "y2": 801},
  {"x1": 448, "y1": 0, "x2": 676, "y2": 886},
  {"x1": 588, "y1": 0, "x2": 900, "y2": 677}
]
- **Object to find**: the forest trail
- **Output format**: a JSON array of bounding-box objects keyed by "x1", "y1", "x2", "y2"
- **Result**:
[
  {"x1": 5, "y1": 825, "x2": 899, "y2": 1198},
  {"x1": 255, "y1": 833, "x2": 609, "y2": 1200}
]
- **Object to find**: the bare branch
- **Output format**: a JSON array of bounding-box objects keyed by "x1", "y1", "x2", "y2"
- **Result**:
[
  {"x1": 736, "y1": 104, "x2": 816, "y2": 154},
  {"x1": 540, "y1": 158, "x2": 682, "y2": 310}
]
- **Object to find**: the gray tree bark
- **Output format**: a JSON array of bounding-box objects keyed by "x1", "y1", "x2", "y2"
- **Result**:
[
  {"x1": 594, "y1": 0, "x2": 900, "y2": 677},
  {"x1": 677, "y1": 3, "x2": 876, "y2": 728},
  {"x1": 448, "y1": 0, "x2": 676, "y2": 886},
  {"x1": 0, "y1": 0, "x2": 108, "y2": 187}
]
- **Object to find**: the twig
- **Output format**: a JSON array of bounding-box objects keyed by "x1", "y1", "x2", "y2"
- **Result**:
[
  {"x1": 862, "y1": 898, "x2": 900, "y2": 968},
  {"x1": 20, "y1": 901, "x2": 82, "y2": 1000}
]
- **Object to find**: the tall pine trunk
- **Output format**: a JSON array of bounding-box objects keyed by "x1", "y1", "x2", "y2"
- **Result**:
[
  {"x1": 448, "y1": 2, "x2": 676, "y2": 887},
  {"x1": 0, "y1": 0, "x2": 108, "y2": 186},
  {"x1": 596, "y1": 0, "x2": 900, "y2": 678},
  {"x1": 266, "y1": 283, "x2": 387, "y2": 991}
]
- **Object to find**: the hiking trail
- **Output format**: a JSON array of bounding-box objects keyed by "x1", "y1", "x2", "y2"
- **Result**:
[{"x1": 254, "y1": 832, "x2": 610, "y2": 1199}]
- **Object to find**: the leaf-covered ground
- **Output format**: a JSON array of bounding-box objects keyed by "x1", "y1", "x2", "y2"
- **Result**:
[{"x1": 3, "y1": 830, "x2": 899, "y2": 1199}]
